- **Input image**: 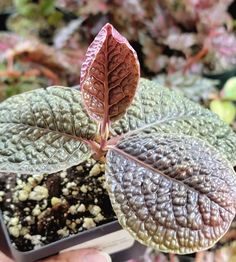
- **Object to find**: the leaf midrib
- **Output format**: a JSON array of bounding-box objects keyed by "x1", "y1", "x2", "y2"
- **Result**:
[
  {"x1": 110, "y1": 146, "x2": 234, "y2": 215},
  {"x1": 111, "y1": 112, "x2": 213, "y2": 138},
  {"x1": 0, "y1": 122, "x2": 89, "y2": 143}
]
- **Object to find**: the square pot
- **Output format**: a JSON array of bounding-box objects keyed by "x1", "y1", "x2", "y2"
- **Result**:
[
  {"x1": 0, "y1": 161, "x2": 146, "y2": 262},
  {"x1": 0, "y1": 212, "x2": 146, "y2": 262}
]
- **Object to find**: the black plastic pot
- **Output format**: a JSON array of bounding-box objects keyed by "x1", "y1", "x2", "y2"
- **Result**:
[
  {"x1": 203, "y1": 66, "x2": 236, "y2": 89},
  {"x1": 0, "y1": 12, "x2": 12, "y2": 31},
  {"x1": 0, "y1": 212, "x2": 146, "y2": 262}
]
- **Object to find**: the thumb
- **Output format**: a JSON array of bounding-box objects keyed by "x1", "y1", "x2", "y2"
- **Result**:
[
  {"x1": 40, "y1": 249, "x2": 111, "y2": 262},
  {"x1": 0, "y1": 251, "x2": 14, "y2": 262}
]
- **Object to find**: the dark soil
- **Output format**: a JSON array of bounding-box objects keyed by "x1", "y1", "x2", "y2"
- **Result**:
[
  {"x1": 0, "y1": 157, "x2": 235, "y2": 256},
  {"x1": 0, "y1": 158, "x2": 116, "y2": 252}
]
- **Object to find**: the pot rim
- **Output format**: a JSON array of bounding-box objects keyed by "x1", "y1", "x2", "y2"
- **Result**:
[{"x1": 0, "y1": 211, "x2": 121, "y2": 262}]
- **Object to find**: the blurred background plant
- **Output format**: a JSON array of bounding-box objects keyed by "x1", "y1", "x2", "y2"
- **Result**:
[
  {"x1": 0, "y1": 0, "x2": 236, "y2": 261},
  {"x1": 7, "y1": 0, "x2": 63, "y2": 43},
  {"x1": 1, "y1": 0, "x2": 235, "y2": 77},
  {"x1": 210, "y1": 77, "x2": 236, "y2": 126}
]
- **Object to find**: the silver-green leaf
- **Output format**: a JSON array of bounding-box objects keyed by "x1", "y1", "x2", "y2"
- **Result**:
[
  {"x1": 106, "y1": 133, "x2": 236, "y2": 254},
  {"x1": 0, "y1": 87, "x2": 98, "y2": 174},
  {"x1": 111, "y1": 78, "x2": 236, "y2": 165}
]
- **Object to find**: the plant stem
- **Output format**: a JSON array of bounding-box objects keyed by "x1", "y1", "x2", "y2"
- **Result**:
[
  {"x1": 183, "y1": 47, "x2": 208, "y2": 73},
  {"x1": 99, "y1": 120, "x2": 110, "y2": 150}
]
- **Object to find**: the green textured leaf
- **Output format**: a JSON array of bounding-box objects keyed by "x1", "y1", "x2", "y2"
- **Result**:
[
  {"x1": 0, "y1": 87, "x2": 98, "y2": 174},
  {"x1": 111, "y1": 78, "x2": 236, "y2": 165},
  {"x1": 210, "y1": 100, "x2": 236, "y2": 124},
  {"x1": 153, "y1": 72, "x2": 218, "y2": 103},
  {"x1": 106, "y1": 133, "x2": 236, "y2": 254},
  {"x1": 222, "y1": 77, "x2": 236, "y2": 101}
]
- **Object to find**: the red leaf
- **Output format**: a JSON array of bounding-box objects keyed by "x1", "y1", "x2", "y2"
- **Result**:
[{"x1": 80, "y1": 23, "x2": 140, "y2": 125}]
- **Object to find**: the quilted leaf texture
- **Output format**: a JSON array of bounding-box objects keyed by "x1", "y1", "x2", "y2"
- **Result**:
[
  {"x1": 0, "y1": 87, "x2": 98, "y2": 174},
  {"x1": 111, "y1": 78, "x2": 236, "y2": 165},
  {"x1": 106, "y1": 134, "x2": 236, "y2": 253},
  {"x1": 80, "y1": 23, "x2": 140, "y2": 123}
]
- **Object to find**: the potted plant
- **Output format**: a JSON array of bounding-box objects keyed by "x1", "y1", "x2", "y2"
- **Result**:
[{"x1": 0, "y1": 23, "x2": 236, "y2": 262}]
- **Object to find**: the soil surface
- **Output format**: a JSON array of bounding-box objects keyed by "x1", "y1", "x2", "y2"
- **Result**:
[{"x1": 0, "y1": 158, "x2": 116, "y2": 251}]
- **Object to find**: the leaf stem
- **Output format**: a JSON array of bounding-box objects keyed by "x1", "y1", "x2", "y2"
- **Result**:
[
  {"x1": 183, "y1": 47, "x2": 208, "y2": 73},
  {"x1": 84, "y1": 139, "x2": 106, "y2": 160},
  {"x1": 100, "y1": 118, "x2": 110, "y2": 149}
]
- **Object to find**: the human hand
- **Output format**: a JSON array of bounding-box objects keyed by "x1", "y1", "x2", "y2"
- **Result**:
[{"x1": 0, "y1": 249, "x2": 111, "y2": 262}]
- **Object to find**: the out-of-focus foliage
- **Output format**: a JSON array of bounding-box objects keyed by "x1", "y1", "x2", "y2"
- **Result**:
[
  {"x1": 108, "y1": 0, "x2": 236, "y2": 74},
  {"x1": 3, "y1": 0, "x2": 235, "y2": 76},
  {"x1": 0, "y1": 32, "x2": 83, "y2": 101},
  {"x1": 209, "y1": 77, "x2": 236, "y2": 124},
  {"x1": 159, "y1": 0, "x2": 233, "y2": 30},
  {"x1": 0, "y1": 0, "x2": 13, "y2": 13},
  {"x1": 8, "y1": 0, "x2": 63, "y2": 43},
  {"x1": 222, "y1": 77, "x2": 236, "y2": 100},
  {"x1": 154, "y1": 72, "x2": 236, "y2": 125},
  {"x1": 210, "y1": 100, "x2": 236, "y2": 124},
  {"x1": 153, "y1": 72, "x2": 218, "y2": 103},
  {"x1": 203, "y1": 27, "x2": 236, "y2": 73},
  {"x1": 0, "y1": 63, "x2": 48, "y2": 101}
]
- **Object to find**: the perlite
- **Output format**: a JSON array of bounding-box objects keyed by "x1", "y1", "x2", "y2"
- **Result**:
[{"x1": 29, "y1": 186, "x2": 49, "y2": 201}]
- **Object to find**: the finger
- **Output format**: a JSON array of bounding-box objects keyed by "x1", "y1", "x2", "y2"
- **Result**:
[
  {"x1": 39, "y1": 249, "x2": 111, "y2": 262},
  {"x1": 0, "y1": 251, "x2": 14, "y2": 262}
]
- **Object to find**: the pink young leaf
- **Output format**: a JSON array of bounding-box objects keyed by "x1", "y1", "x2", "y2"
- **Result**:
[{"x1": 80, "y1": 23, "x2": 140, "y2": 127}]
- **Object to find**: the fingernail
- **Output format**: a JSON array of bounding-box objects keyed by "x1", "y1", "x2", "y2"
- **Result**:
[
  {"x1": 83, "y1": 251, "x2": 111, "y2": 262},
  {"x1": 98, "y1": 251, "x2": 112, "y2": 262}
]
